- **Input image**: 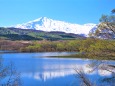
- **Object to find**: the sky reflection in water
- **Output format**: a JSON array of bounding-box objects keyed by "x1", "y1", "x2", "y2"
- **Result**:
[{"x1": 2, "y1": 52, "x2": 115, "y2": 86}]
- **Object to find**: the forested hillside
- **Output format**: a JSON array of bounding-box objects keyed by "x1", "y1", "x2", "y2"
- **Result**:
[{"x1": 0, "y1": 27, "x2": 85, "y2": 41}]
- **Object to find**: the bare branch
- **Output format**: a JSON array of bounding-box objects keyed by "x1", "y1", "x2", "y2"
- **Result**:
[{"x1": 74, "y1": 68, "x2": 94, "y2": 86}]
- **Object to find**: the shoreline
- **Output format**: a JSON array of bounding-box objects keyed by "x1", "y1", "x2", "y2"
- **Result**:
[{"x1": 0, "y1": 50, "x2": 115, "y2": 61}]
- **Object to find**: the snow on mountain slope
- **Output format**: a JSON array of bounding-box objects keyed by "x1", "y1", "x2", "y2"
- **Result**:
[{"x1": 15, "y1": 17, "x2": 97, "y2": 36}]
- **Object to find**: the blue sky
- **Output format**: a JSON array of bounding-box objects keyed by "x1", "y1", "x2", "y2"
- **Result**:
[{"x1": 0, "y1": 0, "x2": 115, "y2": 26}]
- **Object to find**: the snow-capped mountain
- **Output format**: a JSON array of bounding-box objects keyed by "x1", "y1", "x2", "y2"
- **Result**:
[{"x1": 15, "y1": 17, "x2": 97, "y2": 36}]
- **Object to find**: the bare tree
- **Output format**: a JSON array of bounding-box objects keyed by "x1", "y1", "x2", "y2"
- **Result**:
[
  {"x1": 74, "y1": 68, "x2": 94, "y2": 86},
  {"x1": 0, "y1": 55, "x2": 21, "y2": 86},
  {"x1": 95, "y1": 9, "x2": 115, "y2": 39}
]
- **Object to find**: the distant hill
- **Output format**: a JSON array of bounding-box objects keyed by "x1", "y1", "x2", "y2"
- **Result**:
[{"x1": 0, "y1": 27, "x2": 85, "y2": 41}]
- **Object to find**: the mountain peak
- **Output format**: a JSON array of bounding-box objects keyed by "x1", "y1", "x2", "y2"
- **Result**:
[
  {"x1": 15, "y1": 17, "x2": 97, "y2": 36},
  {"x1": 27, "y1": 17, "x2": 48, "y2": 23}
]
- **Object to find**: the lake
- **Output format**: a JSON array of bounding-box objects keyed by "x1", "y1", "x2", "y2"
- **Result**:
[{"x1": 1, "y1": 52, "x2": 115, "y2": 86}]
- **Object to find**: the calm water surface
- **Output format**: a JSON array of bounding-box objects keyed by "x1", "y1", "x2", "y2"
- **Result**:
[{"x1": 1, "y1": 52, "x2": 115, "y2": 86}]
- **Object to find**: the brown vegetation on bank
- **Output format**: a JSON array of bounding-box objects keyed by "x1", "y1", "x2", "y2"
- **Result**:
[
  {"x1": 0, "y1": 38, "x2": 115, "y2": 60},
  {"x1": 0, "y1": 40, "x2": 32, "y2": 51}
]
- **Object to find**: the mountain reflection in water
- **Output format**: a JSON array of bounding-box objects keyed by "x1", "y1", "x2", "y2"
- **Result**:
[
  {"x1": 2, "y1": 52, "x2": 115, "y2": 86},
  {"x1": 21, "y1": 63, "x2": 113, "y2": 81}
]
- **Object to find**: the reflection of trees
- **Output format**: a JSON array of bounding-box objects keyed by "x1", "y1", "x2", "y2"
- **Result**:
[{"x1": 0, "y1": 54, "x2": 21, "y2": 86}]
